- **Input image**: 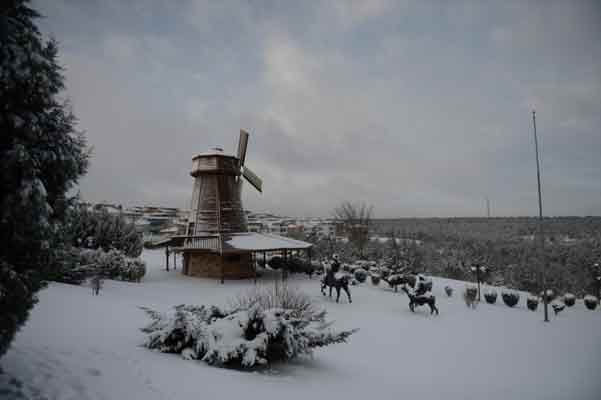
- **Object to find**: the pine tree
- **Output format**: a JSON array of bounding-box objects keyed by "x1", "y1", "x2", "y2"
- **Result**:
[{"x1": 0, "y1": 0, "x2": 89, "y2": 357}]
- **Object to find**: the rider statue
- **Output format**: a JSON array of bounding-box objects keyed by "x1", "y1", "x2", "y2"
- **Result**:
[{"x1": 326, "y1": 254, "x2": 341, "y2": 286}]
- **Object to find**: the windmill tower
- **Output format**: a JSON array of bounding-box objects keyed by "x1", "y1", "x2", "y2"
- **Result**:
[
  {"x1": 187, "y1": 130, "x2": 262, "y2": 236},
  {"x1": 182, "y1": 130, "x2": 265, "y2": 279}
]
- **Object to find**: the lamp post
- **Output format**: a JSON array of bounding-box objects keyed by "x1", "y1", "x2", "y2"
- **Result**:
[
  {"x1": 593, "y1": 262, "x2": 601, "y2": 300},
  {"x1": 471, "y1": 263, "x2": 487, "y2": 301}
]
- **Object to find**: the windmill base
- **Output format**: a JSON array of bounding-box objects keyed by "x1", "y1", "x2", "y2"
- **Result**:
[{"x1": 183, "y1": 251, "x2": 254, "y2": 280}]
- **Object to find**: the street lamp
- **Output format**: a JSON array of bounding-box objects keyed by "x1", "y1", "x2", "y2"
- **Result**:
[
  {"x1": 471, "y1": 263, "x2": 487, "y2": 301},
  {"x1": 593, "y1": 262, "x2": 601, "y2": 300}
]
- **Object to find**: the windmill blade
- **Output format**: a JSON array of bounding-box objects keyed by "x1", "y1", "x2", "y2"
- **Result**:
[
  {"x1": 242, "y1": 166, "x2": 263, "y2": 193},
  {"x1": 237, "y1": 129, "x2": 249, "y2": 166}
]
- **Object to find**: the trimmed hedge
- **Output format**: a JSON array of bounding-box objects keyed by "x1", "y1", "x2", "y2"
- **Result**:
[
  {"x1": 563, "y1": 293, "x2": 576, "y2": 307},
  {"x1": 526, "y1": 296, "x2": 539, "y2": 311},
  {"x1": 502, "y1": 291, "x2": 520, "y2": 308},
  {"x1": 484, "y1": 290, "x2": 497, "y2": 305}
]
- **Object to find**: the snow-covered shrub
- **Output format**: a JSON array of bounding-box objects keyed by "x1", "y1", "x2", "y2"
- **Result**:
[
  {"x1": 141, "y1": 296, "x2": 357, "y2": 368},
  {"x1": 563, "y1": 293, "x2": 576, "y2": 307},
  {"x1": 379, "y1": 267, "x2": 391, "y2": 278},
  {"x1": 267, "y1": 256, "x2": 285, "y2": 270},
  {"x1": 501, "y1": 291, "x2": 520, "y2": 308},
  {"x1": 285, "y1": 257, "x2": 315, "y2": 276},
  {"x1": 66, "y1": 207, "x2": 142, "y2": 257},
  {"x1": 370, "y1": 273, "x2": 381, "y2": 286},
  {"x1": 229, "y1": 284, "x2": 317, "y2": 320},
  {"x1": 526, "y1": 295, "x2": 539, "y2": 311},
  {"x1": 484, "y1": 289, "x2": 497, "y2": 304},
  {"x1": 444, "y1": 285, "x2": 453, "y2": 297},
  {"x1": 78, "y1": 248, "x2": 146, "y2": 282},
  {"x1": 584, "y1": 295, "x2": 598, "y2": 310},
  {"x1": 463, "y1": 286, "x2": 478, "y2": 308},
  {"x1": 353, "y1": 268, "x2": 368, "y2": 283}
]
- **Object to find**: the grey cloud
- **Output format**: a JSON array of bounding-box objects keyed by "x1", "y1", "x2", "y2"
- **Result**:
[{"x1": 32, "y1": 0, "x2": 601, "y2": 217}]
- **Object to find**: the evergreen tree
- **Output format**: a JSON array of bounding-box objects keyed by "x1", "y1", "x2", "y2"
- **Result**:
[{"x1": 0, "y1": 0, "x2": 89, "y2": 357}]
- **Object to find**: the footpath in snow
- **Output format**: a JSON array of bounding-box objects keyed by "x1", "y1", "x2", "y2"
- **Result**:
[{"x1": 1, "y1": 250, "x2": 601, "y2": 400}]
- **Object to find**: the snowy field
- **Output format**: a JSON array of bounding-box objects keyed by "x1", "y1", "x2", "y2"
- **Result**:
[{"x1": 2, "y1": 250, "x2": 601, "y2": 400}]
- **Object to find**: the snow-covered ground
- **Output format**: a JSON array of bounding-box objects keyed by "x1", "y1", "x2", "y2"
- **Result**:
[{"x1": 2, "y1": 250, "x2": 601, "y2": 400}]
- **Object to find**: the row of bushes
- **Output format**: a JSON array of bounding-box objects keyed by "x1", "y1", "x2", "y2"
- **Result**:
[
  {"x1": 461, "y1": 285, "x2": 599, "y2": 310},
  {"x1": 52, "y1": 247, "x2": 146, "y2": 285}
]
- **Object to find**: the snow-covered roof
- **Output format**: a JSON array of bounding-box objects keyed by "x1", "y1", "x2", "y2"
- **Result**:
[{"x1": 223, "y1": 233, "x2": 312, "y2": 252}]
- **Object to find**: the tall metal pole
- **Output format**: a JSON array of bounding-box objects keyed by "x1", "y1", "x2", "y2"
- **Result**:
[{"x1": 532, "y1": 110, "x2": 549, "y2": 322}]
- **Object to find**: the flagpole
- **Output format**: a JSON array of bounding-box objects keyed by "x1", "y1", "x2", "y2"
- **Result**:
[{"x1": 532, "y1": 110, "x2": 549, "y2": 322}]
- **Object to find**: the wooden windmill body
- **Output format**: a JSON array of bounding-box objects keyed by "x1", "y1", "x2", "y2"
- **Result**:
[{"x1": 181, "y1": 130, "x2": 265, "y2": 279}]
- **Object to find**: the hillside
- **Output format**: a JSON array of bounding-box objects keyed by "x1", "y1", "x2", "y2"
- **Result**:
[{"x1": 1, "y1": 250, "x2": 600, "y2": 400}]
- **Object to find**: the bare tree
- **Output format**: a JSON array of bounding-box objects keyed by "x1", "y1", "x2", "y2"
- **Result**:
[{"x1": 332, "y1": 201, "x2": 373, "y2": 258}]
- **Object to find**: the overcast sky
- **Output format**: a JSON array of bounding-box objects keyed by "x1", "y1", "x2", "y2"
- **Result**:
[{"x1": 33, "y1": 0, "x2": 600, "y2": 218}]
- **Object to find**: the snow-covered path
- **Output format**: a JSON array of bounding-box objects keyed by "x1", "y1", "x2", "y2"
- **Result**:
[{"x1": 2, "y1": 250, "x2": 600, "y2": 399}]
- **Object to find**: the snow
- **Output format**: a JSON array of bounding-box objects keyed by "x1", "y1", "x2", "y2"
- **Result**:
[
  {"x1": 1, "y1": 249, "x2": 601, "y2": 399},
  {"x1": 225, "y1": 232, "x2": 312, "y2": 251}
]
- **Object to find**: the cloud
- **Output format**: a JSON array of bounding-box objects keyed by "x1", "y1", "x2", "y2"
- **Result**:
[{"x1": 32, "y1": 0, "x2": 601, "y2": 217}]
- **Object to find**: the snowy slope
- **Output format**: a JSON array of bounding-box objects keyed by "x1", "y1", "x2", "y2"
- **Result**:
[{"x1": 1, "y1": 250, "x2": 600, "y2": 400}]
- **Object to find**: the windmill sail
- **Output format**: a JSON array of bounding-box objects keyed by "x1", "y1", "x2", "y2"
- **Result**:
[
  {"x1": 237, "y1": 129, "x2": 249, "y2": 166},
  {"x1": 242, "y1": 166, "x2": 263, "y2": 193}
]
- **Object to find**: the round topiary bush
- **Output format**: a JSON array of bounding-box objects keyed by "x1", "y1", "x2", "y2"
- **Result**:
[
  {"x1": 502, "y1": 291, "x2": 520, "y2": 308},
  {"x1": 444, "y1": 285, "x2": 453, "y2": 297},
  {"x1": 484, "y1": 290, "x2": 497, "y2": 305},
  {"x1": 353, "y1": 268, "x2": 368, "y2": 283},
  {"x1": 563, "y1": 293, "x2": 576, "y2": 307},
  {"x1": 267, "y1": 256, "x2": 285, "y2": 270},
  {"x1": 370, "y1": 273, "x2": 381, "y2": 286},
  {"x1": 526, "y1": 296, "x2": 539, "y2": 311},
  {"x1": 584, "y1": 295, "x2": 598, "y2": 310}
]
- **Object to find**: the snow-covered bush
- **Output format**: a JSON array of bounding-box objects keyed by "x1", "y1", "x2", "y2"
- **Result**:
[
  {"x1": 353, "y1": 268, "x2": 368, "y2": 283},
  {"x1": 229, "y1": 283, "x2": 317, "y2": 320},
  {"x1": 379, "y1": 267, "x2": 391, "y2": 278},
  {"x1": 563, "y1": 293, "x2": 576, "y2": 307},
  {"x1": 484, "y1": 289, "x2": 497, "y2": 304},
  {"x1": 584, "y1": 295, "x2": 598, "y2": 310},
  {"x1": 285, "y1": 257, "x2": 315, "y2": 276},
  {"x1": 267, "y1": 256, "x2": 285, "y2": 270},
  {"x1": 526, "y1": 295, "x2": 539, "y2": 311},
  {"x1": 66, "y1": 207, "x2": 142, "y2": 257},
  {"x1": 77, "y1": 248, "x2": 146, "y2": 282},
  {"x1": 463, "y1": 286, "x2": 478, "y2": 308},
  {"x1": 370, "y1": 273, "x2": 381, "y2": 286},
  {"x1": 502, "y1": 291, "x2": 520, "y2": 308},
  {"x1": 141, "y1": 290, "x2": 357, "y2": 368},
  {"x1": 444, "y1": 285, "x2": 453, "y2": 297}
]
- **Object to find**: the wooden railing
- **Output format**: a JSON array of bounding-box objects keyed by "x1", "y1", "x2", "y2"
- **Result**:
[{"x1": 183, "y1": 235, "x2": 220, "y2": 251}]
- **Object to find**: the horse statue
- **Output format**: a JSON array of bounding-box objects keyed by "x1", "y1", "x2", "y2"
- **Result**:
[{"x1": 321, "y1": 260, "x2": 352, "y2": 303}]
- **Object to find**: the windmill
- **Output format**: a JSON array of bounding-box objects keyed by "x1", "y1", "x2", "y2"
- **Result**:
[
  {"x1": 175, "y1": 129, "x2": 311, "y2": 281},
  {"x1": 187, "y1": 130, "x2": 263, "y2": 237}
]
